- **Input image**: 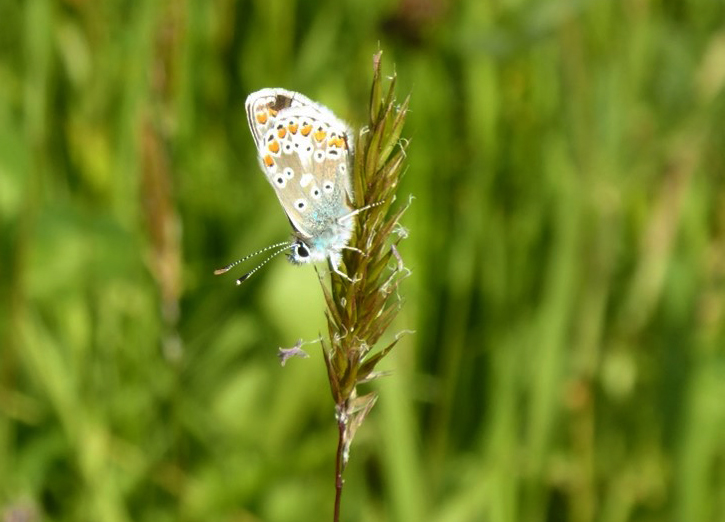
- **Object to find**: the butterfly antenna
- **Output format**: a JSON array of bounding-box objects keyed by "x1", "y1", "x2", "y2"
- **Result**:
[
  {"x1": 214, "y1": 241, "x2": 292, "y2": 275},
  {"x1": 234, "y1": 244, "x2": 293, "y2": 285}
]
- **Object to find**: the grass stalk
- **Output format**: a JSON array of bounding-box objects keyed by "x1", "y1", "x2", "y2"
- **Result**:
[{"x1": 322, "y1": 50, "x2": 410, "y2": 521}]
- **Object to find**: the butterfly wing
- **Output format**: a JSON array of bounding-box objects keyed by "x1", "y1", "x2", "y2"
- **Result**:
[
  {"x1": 245, "y1": 90, "x2": 354, "y2": 238},
  {"x1": 245, "y1": 88, "x2": 316, "y2": 148}
]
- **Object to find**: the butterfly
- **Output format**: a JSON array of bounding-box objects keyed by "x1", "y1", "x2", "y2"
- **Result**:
[{"x1": 216, "y1": 88, "x2": 371, "y2": 284}]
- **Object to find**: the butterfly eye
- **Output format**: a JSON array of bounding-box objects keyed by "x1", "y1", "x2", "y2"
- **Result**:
[{"x1": 296, "y1": 242, "x2": 309, "y2": 258}]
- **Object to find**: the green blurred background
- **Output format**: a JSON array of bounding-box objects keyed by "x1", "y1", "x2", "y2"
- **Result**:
[{"x1": 1, "y1": 1, "x2": 725, "y2": 521}]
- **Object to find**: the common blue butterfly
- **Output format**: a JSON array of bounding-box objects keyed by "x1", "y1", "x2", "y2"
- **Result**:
[{"x1": 216, "y1": 88, "x2": 371, "y2": 284}]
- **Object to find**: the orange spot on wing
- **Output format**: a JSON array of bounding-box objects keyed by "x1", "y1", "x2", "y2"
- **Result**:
[
  {"x1": 263, "y1": 155, "x2": 274, "y2": 167},
  {"x1": 268, "y1": 140, "x2": 280, "y2": 154},
  {"x1": 277, "y1": 127, "x2": 287, "y2": 138},
  {"x1": 301, "y1": 124, "x2": 312, "y2": 136},
  {"x1": 288, "y1": 123, "x2": 298, "y2": 134},
  {"x1": 314, "y1": 130, "x2": 327, "y2": 142},
  {"x1": 256, "y1": 111, "x2": 268, "y2": 124}
]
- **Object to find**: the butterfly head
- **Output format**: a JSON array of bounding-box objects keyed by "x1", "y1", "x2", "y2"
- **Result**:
[{"x1": 287, "y1": 214, "x2": 354, "y2": 268}]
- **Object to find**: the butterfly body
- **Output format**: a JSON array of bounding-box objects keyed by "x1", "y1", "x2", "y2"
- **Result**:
[{"x1": 245, "y1": 88, "x2": 356, "y2": 275}]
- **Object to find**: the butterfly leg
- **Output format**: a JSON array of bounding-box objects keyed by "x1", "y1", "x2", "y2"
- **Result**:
[
  {"x1": 342, "y1": 245, "x2": 366, "y2": 256},
  {"x1": 331, "y1": 265, "x2": 360, "y2": 283},
  {"x1": 337, "y1": 200, "x2": 386, "y2": 224},
  {"x1": 328, "y1": 251, "x2": 360, "y2": 283}
]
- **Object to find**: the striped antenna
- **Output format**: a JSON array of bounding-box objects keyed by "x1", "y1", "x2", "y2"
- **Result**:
[
  {"x1": 214, "y1": 241, "x2": 293, "y2": 277},
  {"x1": 233, "y1": 244, "x2": 294, "y2": 285}
]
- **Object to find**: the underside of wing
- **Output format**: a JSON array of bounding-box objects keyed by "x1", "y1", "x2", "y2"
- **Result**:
[
  {"x1": 245, "y1": 88, "x2": 319, "y2": 148},
  {"x1": 258, "y1": 107, "x2": 354, "y2": 237}
]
